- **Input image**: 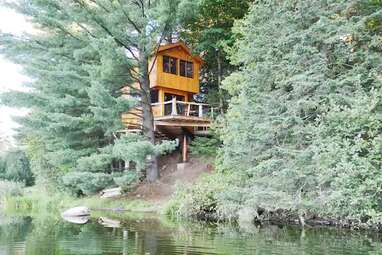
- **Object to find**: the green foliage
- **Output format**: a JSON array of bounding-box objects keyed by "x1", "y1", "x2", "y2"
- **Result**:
[
  {"x1": 62, "y1": 172, "x2": 114, "y2": 196},
  {"x1": 2, "y1": 150, "x2": 34, "y2": 186},
  {"x1": 112, "y1": 134, "x2": 178, "y2": 171},
  {"x1": 179, "y1": 0, "x2": 251, "y2": 108},
  {"x1": 0, "y1": 180, "x2": 24, "y2": 198},
  {"x1": 189, "y1": 136, "x2": 221, "y2": 157},
  {"x1": 25, "y1": 138, "x2": 61, "y2": 190},
  {"x1": 75, "y1": 148, "x2": 114, "y2": 173},
  {"x1": 0, "y1": 157, "x2": 6, "y2": 179},
  {"x1": 165, "y1": 173, "x2": 231, "y2": 219},
  {"x1": 0, "y1": 0, "x2": 185, "y2": 188},
  {"x1": 2, "y1": 186, "x2": 152, "y2": 215},
  {"x1": 171, "y1": 0, "x2": 382, "y2": 224},
  {"x1": 113, "y1": 171, "x2": 138, "y2": 191},
  {"x1": 214, "y1": 0, "x2": 382, "y2": 221}
]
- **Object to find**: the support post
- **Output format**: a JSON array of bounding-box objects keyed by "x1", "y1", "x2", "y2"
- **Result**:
[
  {"x1": 187, "y1": 103, "x2": 191, "y2": 116},
  {"x1": 198, "y1": 104, "x2": 203, "y2": 118},
  {"x1": 182, "y1": 134, "x2": 187, "y2": 162},
  {"x1": 171, "y1": 97, "x2": 177, "y2": 115}
]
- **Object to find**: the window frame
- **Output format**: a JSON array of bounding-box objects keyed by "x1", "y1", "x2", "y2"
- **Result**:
[
  {"x1": 180, "y1": 59, "x2": 194, "y2": 78},
  {"x1": 163, "y1": 55, "x2": 178, "y2": 75}
]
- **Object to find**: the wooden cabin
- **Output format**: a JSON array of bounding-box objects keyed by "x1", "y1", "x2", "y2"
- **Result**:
[{"x1": 121, "y1": 42, "x2": 213, "y2": 162}]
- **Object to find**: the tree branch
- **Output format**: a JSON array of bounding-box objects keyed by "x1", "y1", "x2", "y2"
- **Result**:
[{"x1": 115, "y1": 0, "x2": 142, "y2": 33}]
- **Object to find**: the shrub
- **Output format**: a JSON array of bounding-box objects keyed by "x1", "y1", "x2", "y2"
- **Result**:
[
  {"x1": 1, "y1": 151, "x2": 34, "y2": 186},
  {"x1": 189, "y1": 136, "x2": 221, "y2": 157},
  {"x1": 165, "y1": 173, "x2": 230, "y2": 219},
  {"x1": 0, "y1": 180, "x2": 24, "y2": 197},
  {"x1": 113, "y1": 171, "x2": 138, "y2": 191},
  {"x1": 0, "y1": 157, "x2": 6, "y2": 179},
  {"x1": 62, "y1": 172, "x2": 114, "y2": 196}
]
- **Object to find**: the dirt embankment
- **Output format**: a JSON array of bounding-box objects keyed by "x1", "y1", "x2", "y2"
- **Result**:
[{"x1": 127, "y1": 153, "x2": 214, "y2": 203}]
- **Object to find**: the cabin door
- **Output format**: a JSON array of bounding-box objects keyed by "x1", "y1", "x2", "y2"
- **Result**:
[{"x1": 164, "y1": 93, "x2": 185, "y2": 115}]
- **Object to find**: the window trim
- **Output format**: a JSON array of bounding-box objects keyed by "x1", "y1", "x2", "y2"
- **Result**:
[
  {"x1": 163, "y1": 55, "x2": 178, "y2": 75},
  {"x1": 180, "y1": 59, "x2": 194, "y2": 78}
]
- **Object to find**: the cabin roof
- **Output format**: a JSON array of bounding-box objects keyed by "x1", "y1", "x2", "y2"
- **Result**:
[{"x1": 157, "y1": 41, "x2": 203, "y2": 64}]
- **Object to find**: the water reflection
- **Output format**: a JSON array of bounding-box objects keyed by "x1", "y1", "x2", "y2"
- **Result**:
[{"x1": 0, "y1": 213, "x2": 382, "y2": 255}]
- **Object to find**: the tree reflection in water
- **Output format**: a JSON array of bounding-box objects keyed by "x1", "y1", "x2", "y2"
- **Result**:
[{"x1": 0, "y1": 214, "x2": 382, "y2": 255}]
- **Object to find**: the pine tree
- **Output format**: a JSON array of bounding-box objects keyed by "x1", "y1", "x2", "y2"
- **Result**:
[
  {"x1": 178, "y1": 0, "x2": 251, "y2": 111},
  {"x1": 218, "y1": 0, "x2": 382, "y2": 220},
  {"x1": 0, "y1": 0, "x2": 183, "y2": 192}
]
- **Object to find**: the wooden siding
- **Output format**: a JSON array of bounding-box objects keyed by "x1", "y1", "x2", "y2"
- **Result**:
[
  {"x1": 121, "y1": 42, "x2": 209, "y2": 133},
  {"x1": 121, "y1": 108, "x2": 141, "y2": 128},
  {"x1": 151, "y1": 47, "x2": 200, "y2": 94}
]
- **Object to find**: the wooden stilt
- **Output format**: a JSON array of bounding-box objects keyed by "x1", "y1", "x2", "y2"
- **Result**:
[{"x1": 182, "y1": 134, "x2": 187, "y2": 162}]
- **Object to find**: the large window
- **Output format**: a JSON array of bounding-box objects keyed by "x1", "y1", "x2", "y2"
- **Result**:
[
  {"x1": 163, "y1": 55, "x2": 177, "y2": 74},
  {"x1": 180, "y1": 60, "x2": 194, "y2": 78}
]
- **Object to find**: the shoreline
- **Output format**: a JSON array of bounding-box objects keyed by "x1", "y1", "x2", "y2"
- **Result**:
[
  {"x1": 4, "y1": 189, "x2": 382, "y2": 233},
  {"x1": 193, "y1": 212, "x2": 382, "y2": 232}
]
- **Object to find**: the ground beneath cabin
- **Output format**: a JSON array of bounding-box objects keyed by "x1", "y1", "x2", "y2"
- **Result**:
[{"x1": 126, "y1": 154, "x2": 214, "y2": 204}]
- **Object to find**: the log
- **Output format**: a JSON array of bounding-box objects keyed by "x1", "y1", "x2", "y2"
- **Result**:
[{"x1": 100, "y1": 187, "x2": 122, "y2": 198}]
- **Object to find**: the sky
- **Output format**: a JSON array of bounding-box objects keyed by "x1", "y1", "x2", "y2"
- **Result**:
[{"x1": 0, "y1": 5, "x2": 34, "y2": 139}]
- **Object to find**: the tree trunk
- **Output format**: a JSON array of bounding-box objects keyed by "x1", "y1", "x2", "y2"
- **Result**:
[
  {"x1": 217, "y1": 49, "x2": 224, "y2": 114},
  {"x1": 139, "y1": 48, "x2": 159, "y2": 182}
]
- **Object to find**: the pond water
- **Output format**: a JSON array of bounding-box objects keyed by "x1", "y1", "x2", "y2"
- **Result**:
[{"x1": 0, "y1": 213, "x2": 382, "y2": 255}]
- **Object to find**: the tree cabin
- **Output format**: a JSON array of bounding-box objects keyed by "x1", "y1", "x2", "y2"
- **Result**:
[{"x1": 121, "y1": 42, "x2": 213, "y2": 162}]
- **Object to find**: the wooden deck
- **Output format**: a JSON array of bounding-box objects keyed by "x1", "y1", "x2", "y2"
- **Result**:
[{"x1": 121, "y1": 99, "x2": 213, "y2": 137}]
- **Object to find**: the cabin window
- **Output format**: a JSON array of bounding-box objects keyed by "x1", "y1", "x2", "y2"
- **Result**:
[
  {"x1": 163, "y1": 55, "x2": 177, "y2": 75},
  {"x1": 180, "y1": 60, "x2": 194, "y2": 78},
  {"x1": 150, "y1": 89, "x2": 159, "y2": 103}
]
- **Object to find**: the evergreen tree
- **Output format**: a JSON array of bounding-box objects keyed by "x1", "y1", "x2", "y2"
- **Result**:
[
  {"x1": 0, "y1": 0, "x2": 182, "y2": 192},
  {"x1": 179, "y1": 0, "x2": 251, "y2": 111},
  {"x1": 3, "y1": 150, "x2": 34, "y2": 186},
  {"x1": 218, "y1": 0, "x2": 382, "y2": 221}
]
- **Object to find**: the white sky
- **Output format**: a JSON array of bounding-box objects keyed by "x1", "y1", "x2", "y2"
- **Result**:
[{"x1": 0, "y1": 5, "x2": 33, "y2": 139}]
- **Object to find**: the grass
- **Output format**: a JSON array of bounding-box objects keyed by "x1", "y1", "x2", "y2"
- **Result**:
[{"x1": 2, "y1": 186, "x2": 157, "y2": 216}]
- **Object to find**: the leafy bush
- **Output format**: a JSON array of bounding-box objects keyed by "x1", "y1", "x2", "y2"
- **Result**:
[
  {"x1": 112, "y1": 134, "x2": 178, "y2": 171},
  {"x1": 3, "y1": 150, "x2": 34, "y2": 186},
  {"x1": 0, "y1": 151, "x2": 34, "y2": 187},
  {"x1": 26, "y1": 138, "x2": 61, "y2": 189},
  {"x1": 189, "y1": 136, "x2": 221, "y2": 157},
  {"x1": 0, "y1": 157, "x2": 6, "y2": 179},
  {"x1": 75, "y1": 151, "x2": 113, "y2": 173},
  {"x1": 165, "y1": 173, "x2": 231, "y2": 219},
  {"x1": 113, "y1": 171, "x2": 138, "y2": 191},
  {"x1": 0, "y1": 180, "x2": 24, "y2": 197},
  {"x1": 62, "y1": 172, "x2": 114, "y2": 196}
]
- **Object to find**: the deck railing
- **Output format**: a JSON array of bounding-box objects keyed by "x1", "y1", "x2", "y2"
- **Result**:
[{"x1": 151, "y1": 98, "x2": 214, "y2": 118}]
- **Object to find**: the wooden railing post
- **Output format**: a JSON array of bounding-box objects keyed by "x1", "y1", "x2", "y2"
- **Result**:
[
  {"x1": 187, "y1": 103, "x2": 191, "y2": 117},
  {"x1": 198, "y1": 104, "x2": 203, "y2": 118},
  {"x1": 211, "y1": 107, "x2": 214, "y2": 119},
  {"x1": 171, "y1": 97, "x2": 177, "y2": 115}
]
